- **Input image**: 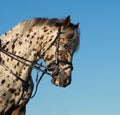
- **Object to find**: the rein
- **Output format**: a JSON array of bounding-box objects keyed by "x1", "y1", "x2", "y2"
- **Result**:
[{"x1": 0, "y1": 27, "x2": 73, "y2": 99}]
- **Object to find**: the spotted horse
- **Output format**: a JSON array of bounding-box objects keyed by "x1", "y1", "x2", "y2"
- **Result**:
[{"x1": 0, "y1": 16, "x2": 80, "y2": 115}]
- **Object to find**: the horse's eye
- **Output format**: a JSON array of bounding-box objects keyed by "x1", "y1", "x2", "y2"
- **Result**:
[{"x1": 63, "y1": 43, "x2": 69, "y2": 49}]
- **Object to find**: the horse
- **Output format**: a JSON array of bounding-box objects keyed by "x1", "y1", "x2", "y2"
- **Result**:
[{"x1": 0, "y1": 16, "x2": 80, "y2": 115}]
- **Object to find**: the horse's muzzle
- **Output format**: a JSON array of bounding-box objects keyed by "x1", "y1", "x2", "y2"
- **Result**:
[{"x1": 51, "y1": 71, "x2": 71, "y2": 87}]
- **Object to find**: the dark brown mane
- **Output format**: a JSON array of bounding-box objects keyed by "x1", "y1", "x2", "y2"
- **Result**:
[
  {"x1": 33, "y1": 18, "x2": 64, "y2": 26},
  {"x1": 21, "y1": 17, "x2": 68, "y2": 28}
]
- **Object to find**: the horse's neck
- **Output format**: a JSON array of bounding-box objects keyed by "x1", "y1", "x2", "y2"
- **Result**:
[{"x1": 0, "y1": 24, "x2": 58, "y2": 80}]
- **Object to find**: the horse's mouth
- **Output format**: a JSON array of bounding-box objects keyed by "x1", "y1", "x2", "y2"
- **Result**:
[{"x1": 51, "y1": 78, "x2": 71, "y2": 87}]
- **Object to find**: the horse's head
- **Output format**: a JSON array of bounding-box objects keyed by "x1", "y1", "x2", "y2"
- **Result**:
[{"x1": 42, "y1": 16, "x2": 80, "y2": 87}]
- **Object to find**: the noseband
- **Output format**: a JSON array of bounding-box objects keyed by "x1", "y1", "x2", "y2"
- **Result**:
[{"x1": 0, "y1": 27, "x2": 73, "y2": 98}]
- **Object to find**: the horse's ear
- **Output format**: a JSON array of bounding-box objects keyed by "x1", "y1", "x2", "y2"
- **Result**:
[
  {"x1": 62, "y1": 16, "x2": 71, "y2": 29},
  {"x1": 74, "y1": 23, "x2": 79, "y2": 29}
]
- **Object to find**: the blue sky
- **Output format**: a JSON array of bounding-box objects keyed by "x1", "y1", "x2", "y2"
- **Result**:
[{"x1": 0, "y1": 0, "x2": 120, "y2": 115}]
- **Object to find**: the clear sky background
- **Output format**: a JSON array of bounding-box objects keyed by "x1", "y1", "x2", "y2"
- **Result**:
[{"x1": 0, "y1": 0, "x2": 120, "y2": 115}]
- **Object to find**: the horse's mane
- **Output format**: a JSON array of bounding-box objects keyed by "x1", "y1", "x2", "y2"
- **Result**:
[
  {"x1": 21, "y1": 17, "x2": 65, "y2": 28},
  {"x1": 17, "y1": 18, "x2": 66, "y2": 34}
]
